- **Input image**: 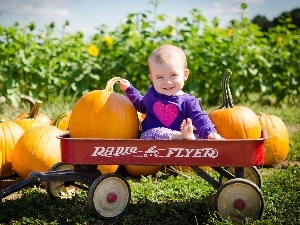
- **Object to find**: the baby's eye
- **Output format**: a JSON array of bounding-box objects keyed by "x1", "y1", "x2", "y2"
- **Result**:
[
  {"x1": 156, "y1": 76, "x2": 163, "y2": 79},
  {"x1": 171, "y1": 73, "x2": 178, "y2": 77}
]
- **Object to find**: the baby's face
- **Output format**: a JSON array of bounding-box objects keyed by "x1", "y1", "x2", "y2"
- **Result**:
[{"x1": 149, "y1": 56, "x2": 189, "y2": 96}]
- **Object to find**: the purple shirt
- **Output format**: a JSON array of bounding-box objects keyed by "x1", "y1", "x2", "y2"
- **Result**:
[{"x1": 125, "y1": 85, "x2": 217, "y2": 139}]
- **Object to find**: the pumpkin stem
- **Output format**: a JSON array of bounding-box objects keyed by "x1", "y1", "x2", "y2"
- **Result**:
[
  {"x1": 20, "y1": 94, "x2": 35, "y2": 111},
  {"x1": 219, "y1": 69, "x2": 234, "y2": 109},
  {"x1": 28, "y1": 100, "x2": 42, "y2": 119},
  {"x1": 104, "y1": 77, "x2": 123, "y2": 92}
]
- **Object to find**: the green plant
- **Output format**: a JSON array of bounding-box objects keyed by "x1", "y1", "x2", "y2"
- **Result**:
[{"x1": 0, "y1": 3, "x2": 299, "y2": 107}]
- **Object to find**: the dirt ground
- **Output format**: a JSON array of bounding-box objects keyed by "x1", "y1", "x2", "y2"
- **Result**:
[{"x1": 0, "y1": 175, "x2": 26, "y2": 201}]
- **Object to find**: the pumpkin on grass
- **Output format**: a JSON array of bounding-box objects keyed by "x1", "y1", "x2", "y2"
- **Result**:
[
  {"x1": 16, "y1": 94, "x2": 51, "y2": 125},
  {"x1": 208, "y1": 69, "x2": 261, "y2": 139},
  {"x1": 258, "y1": 113, "x2": 289, "y2": 166},
  {"x1": 11, "y1": 125, "x2": 64, "y2": 179},
  {"x1": 52, "y1": 111, "x2": 71, "y2": 131},
  {"x1": 14, "y1": 100, "x2": 48, "y2": 131},
  {"x1": 97, "y1": 165, "x2": 119, "y2": 174},
  {"x1": 0, "y1": 120, "x2": 24, "y2": 178},
  {"x1": 69, "y1": 77, "x2": 139, "y2": 139},
  {"x1": 124, "y1": 165, "x2": 164, "y2": 177}
]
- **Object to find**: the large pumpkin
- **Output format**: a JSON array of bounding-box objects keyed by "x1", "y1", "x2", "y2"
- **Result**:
[
  {"x1": 0, "y1": 120, "x2": 24, "y2": 178},
  {"x1": 258, "y1": 113, "x2": 289, "y2": 166},
  {"x1": 11, "y1": 125, "x2": 64, "y2": 179},
  {"x1": 208, "y1": 69, "x2": 261, "y2": 139},
  {"x1": 69, "y1": 77, "x2": 139, "y2": 139}
]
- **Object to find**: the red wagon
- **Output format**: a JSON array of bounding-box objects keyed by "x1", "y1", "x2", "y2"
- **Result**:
[{"x1": 0, "y1": 130, "x2": 268, "y2": 223}]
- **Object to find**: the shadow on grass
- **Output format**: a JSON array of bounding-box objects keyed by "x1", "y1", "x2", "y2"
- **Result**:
[{"x1": 0, "y1": 187, "x2": 218, "y2": 225}]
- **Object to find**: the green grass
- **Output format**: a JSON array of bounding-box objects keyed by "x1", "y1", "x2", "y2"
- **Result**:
[
  {"x1": 1, "y1": 166, "x2": 299, "y2": 225},
  {"x1": 0, "y1": 96, "x2": 299, "y2": 225}
]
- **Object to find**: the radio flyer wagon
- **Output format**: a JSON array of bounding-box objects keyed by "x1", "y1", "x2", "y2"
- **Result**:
[{"x1": 0, "y1": 130, "x2": 268, "y2": 223}]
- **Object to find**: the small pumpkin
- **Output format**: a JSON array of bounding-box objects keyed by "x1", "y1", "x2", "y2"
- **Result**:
[
  {"x1": 171, "y1": 166, "x2": 211, "y2": 174},
  {"x1": 14, "y1": 100, "x2": 48, "y2": 131},
  {"x1": 0, "y1": 120, "x2": 24, "y2": 178},
  {"x1": 53, "y1": 111, "x2": 71, "y2": 131},
  {"x1": 98, "y1": 165, "x2": 119, "y2": 174},
  {"x1": 15, "y1": 94, "x2": 51, "y2": 125},
  {"x1": 69, "y1": 77, "x2": 139, "y2": 139},
  {"x1": 11, "y1": 125, "x2": 64, "y2": 179},
  {"x1": 258, "y1": 113, "x2": 289, "y2": 166},
  {"x1": 208, "y1": 69, "x2": 261, "y2": 139},
  {"x1": 124, "y1": 165, "x2": 164, "y2": 177}
]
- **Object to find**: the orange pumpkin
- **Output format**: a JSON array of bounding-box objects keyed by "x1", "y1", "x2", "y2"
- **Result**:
[
  {"x1": 258, "y1": 113, "x2": 289, "y2": 166},
  {"x1": 208, "y1": 69, "x2": 261, "y2": 139},
  {"x1": 171, "y1": 166, "x2": 211, "y2": 173},
  {"x1": 11, "y1": 125, "x2": 64, "y2": 179},
  {"x1": 0, "y1": 121, "x2": 24, "y2": 178},
  {"x1": 97, "y1": 165, "x2": 119, "y2": 174},
  {"x1": 16, "y1": 94, "x2": 51, "y2": 125},
  {"x1": 53, "y1": 111, "x2": 71, "y2": 131},
  {"x1": 14, "y1": 100, "x2": 48, "y2": 131},
  {"x1": 124, "y1": 165, "x2": 164, "y2": 177},
  {"x1": 69, "y1": 77, "x2": 139, "y2": 139}
]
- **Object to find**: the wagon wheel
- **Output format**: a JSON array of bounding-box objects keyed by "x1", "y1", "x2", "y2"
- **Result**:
[
  {"x1": 88, "y1": 174, "x2": 131, "y2": 220},
  {"x1": 216, "y1": 178, "x2": 264, "y2": 222},
  {"x1": 219, "y1": 166, "x2": 262, "y2": 188},
  {"x1": 45, "y1": 162, "x2": 81, "y2": 198}
]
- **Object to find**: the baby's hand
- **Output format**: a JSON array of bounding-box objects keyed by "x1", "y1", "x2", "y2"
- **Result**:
[
  {"x1": 119, "y1": 79, "x2": 131, "y2": 91},
  {"x1": 207, "y1": 133, "x2": 224, "y2": 140}
]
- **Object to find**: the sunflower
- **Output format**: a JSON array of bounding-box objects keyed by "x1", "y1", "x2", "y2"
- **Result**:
[{"x1": 88, "y1": 44, "x2": 99, "y2": 57}]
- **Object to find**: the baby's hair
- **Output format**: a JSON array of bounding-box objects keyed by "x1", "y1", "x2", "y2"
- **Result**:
[{"x1": 148, "y1": 44, "x2": 188, "y2": 70}]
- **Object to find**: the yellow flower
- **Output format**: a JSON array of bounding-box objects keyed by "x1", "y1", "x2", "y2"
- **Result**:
[
  {"x1": 101, "y1": 36, "x2": 113, "y2": 49},
  {"x1": 227, "y1": 28, "x2": 234, "y2": 36},
  {"x1": 88, "y1": 44, "x2": 99, "y2": 57},
  {"x1": 277, "y1": 36, "x2": 283, "y2": 45},
  {"x1": 170, "y1": 27, "x2": 176, "y2": 35}
]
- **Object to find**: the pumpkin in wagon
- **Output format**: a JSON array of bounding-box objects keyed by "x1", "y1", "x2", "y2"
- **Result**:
[
  {"x1": 208, "y1": 69, "x2": 261, "y2": 139},
  {"x1": 69, "y1": 77, "x2": 139, "y2": 139},
  {"x1": 69, "y1": 77, "x2": 139, "y2": 174}
]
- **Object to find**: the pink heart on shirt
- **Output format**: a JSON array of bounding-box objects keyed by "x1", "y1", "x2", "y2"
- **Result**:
[{"x1": 153, "y1": 101, "x2": 178, "y2": 127}]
